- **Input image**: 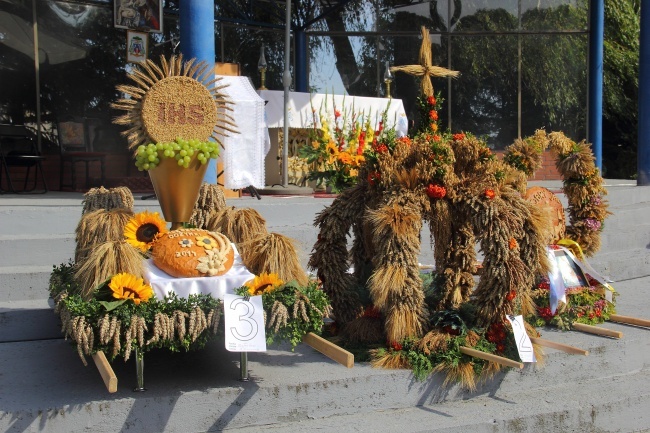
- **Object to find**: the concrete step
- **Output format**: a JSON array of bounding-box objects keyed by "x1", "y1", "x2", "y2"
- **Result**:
[
  {"x1": 589, "y1": 248, "x2": 650, "y2": 282},
  {"x1": 599, "y1": 224, "x2": 650, "y2": 252},
  {"x1": 0, "y1": 266, "x2": 54, "y2": 301},
  {"x1": 0, "y1": 276, "x2": 647, "y2": 433},
  {"x1": 0, "y1": 299, "x2": 60, "y2": 343}
]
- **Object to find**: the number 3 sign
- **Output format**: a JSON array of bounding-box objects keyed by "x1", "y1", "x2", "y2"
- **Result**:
[{"x1": 223, "y1": 294, "x2": 267, "y2": 352}]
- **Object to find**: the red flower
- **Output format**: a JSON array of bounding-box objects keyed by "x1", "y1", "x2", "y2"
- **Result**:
[
  {"x1": 389, "y1": 341, "x2": 403, "y2": 351},
  {"x1": 426, "y1": 184, "x2": 447, "y2": 199},
  {"x1": 496, "y1": 343, "x2": 505, "y2": 353},
  {"x1": 506, "y1": 290, "x2": 516, "y2": 301},
  {"x1": 433, "y1": 134, "x2": 441, "y2": 142},
  {"x1": 427, "y1": 95, "x2": 436, "y2": 105},
  {"x1": 484, "y1": 189, "x2": 495, "y2": 199},
  {"x1": 508, "y1": 238, "x2": 518, "y2": 250},
  {"x1": 363, "y1": 305, "x2": 382, "y2": 319},
  {"x1": 429, "y1": 110, "x2": 438, "y2": 121},
  {"x1": 334, "y1": 109, "x2": 341, "y2": 118},
  {"x1": 375, "y1": 144, "x2": 388, "y2": 153},
  {"x1": 453, "y1": 133, "x2": 466, "y2": 141},
  {"x1": 367, "y1": 171, "x2": 381, "y2": 186}
]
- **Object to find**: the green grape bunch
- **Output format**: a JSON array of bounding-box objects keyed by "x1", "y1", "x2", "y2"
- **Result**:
[{"x1": 134, "y1": 138, "x2": 220, "y2": 171}]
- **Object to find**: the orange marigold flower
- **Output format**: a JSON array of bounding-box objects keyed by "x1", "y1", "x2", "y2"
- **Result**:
[
  {"x1": 508, "y1": 238, "x2": 518, "y2": 250},
  {"x1": 426, "y1": 184, "x2": 446, "y2": 199},
  {"x1": 427, "y1": 95, "x2": 436, "y2": 105},
  {"x1": 506, "y1": 290, "x2": 517, "y2": 301},
  {"x1": 453, "y1": 133, "x2": 466, "y2": 141},
  {"x1": 375, "y1": 143, "x2": 388, "y2": 153},
  {"x1": 397, "y1": 136, "x2": 412, "y2": 146},
  {"x1": 433, "y1": 134, "x2": 441, "y2": 142},
  {"x1": 484, "y1": 188, "x2": 495, "y2": 199},
  {"x1": 429, "y1": 110, "x2": 438, "y2": 121},
  {"x1": 430, "y1": 123, "x2": 438, "y2": 132}
]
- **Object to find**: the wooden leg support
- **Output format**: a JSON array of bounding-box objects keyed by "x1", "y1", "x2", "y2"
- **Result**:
[
  {"x1": 609, "y1": 314, "x2": 650, "y2": 328},
  {"x1": 529, "y1": 337, "x2": 589, "y2": 356},
  {"x1": 92, "y1": 351, "x2": 118, "y2": 393},
  {"x1": 459, "y1": 346, "x2": 524, "y2": 369},
  {"x1": 302, "y1": 332, "x2": 354, "y2": 368},
  {"x1": 572, "y1": 323, "x2": 623, "y2": 339}
]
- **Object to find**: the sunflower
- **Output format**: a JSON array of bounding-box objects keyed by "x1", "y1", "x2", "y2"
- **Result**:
[
  {"x1": 244, "y1": 273, "x2": 284, "y2": 296},
  {"x1": 108, "y1": 273, "x2": 154, "y2": 305},
  {"x1": 124, "y1": 211, "x2": 168, "y2": 252}
]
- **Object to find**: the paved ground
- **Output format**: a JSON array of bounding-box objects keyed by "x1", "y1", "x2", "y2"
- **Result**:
[{"x1": 0, "y1": 180, "x2": 648, "y2": 432}]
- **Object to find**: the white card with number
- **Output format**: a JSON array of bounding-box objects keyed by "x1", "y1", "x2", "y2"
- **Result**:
[
  {"x1": 505, "y1": 315, "x2": 536, "y2": 363},
  {"x1": 223, "y1": 294, "x2": 267, "y2": 352}
]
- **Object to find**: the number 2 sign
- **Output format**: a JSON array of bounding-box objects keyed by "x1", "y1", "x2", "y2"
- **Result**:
[
  {"x1": 223, "y1": 294, "x2": 267, "y2": 352},
  {"x1": 505, "y1": 315, "x2": 536, "y2": 363}
]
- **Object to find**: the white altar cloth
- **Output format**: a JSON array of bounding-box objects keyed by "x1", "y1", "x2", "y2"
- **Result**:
[
  {"x1": 216, "y1": 75, "x2": 270, "y2": 189},
  {"x1": 258, "y1": 90, "x2": 409, "y2": 136},
  {"x1": 145, "y1": 244, "x2": 254, "y2": 301}
]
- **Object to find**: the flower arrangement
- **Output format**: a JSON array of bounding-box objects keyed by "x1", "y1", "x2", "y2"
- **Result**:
[
  {"x1": 415, "y1": 92, "x2": 443, "y2": 135},
  {"x1": 50, "y1": 262, "x2": 222, "y2": 365},
  {"x1": 299, "y1": 99, "x2": 396, "y2": 193},
  {"x1": 235, "y1": 273, "x2": 331, "y2": 348},
  {"x1": 526, "y1": 275, "x2": 616, "y2": 330}
]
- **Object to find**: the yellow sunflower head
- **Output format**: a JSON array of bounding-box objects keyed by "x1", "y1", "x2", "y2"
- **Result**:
[
  {"x1": 244, "y1": 273, "x2": 284, "y2": 296},
  {"x1": 108, "y1": 273, "x2": 154, "y2": 305},
  {"x1": 124, "y1": 211, "x2": 168, "y2": 253}
]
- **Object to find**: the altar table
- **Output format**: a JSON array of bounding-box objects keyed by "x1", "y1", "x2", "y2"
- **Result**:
[{"x1": 258, "y1": 91, "x2": 409, "y2": 186}]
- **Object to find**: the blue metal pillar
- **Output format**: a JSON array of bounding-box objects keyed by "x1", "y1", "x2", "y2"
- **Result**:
[
  {"x1": 180, "y1": 0, "x2": 217, "y2": 183},
  {"x1": 588, "y1": 0, "x2": 604, "y2": 172},
  {"x1": 295, "y1": 29, "x2": 308, "y2": 92},
  {"x1": 639, "y1": 0, "x2": 650, "y2": 185}
]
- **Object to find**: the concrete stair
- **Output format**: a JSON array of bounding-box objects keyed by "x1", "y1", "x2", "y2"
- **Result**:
[{"x1": 0, "y1": 182, "x2": 649, "y2": 432}]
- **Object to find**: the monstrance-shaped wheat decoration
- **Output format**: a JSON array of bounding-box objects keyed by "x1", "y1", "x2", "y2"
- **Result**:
[{"x1": 111, "y1": 54, "x2": 238, "y2": 151}]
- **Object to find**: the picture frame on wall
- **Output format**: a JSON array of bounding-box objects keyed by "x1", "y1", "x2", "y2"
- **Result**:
[
  {"x1": 115, "y1": 0, "x2": 163, "y2": 33},
  {"x1": 552, "y1": 249, "x2": 589, "y2": 289},
  {"x1": 126, "y1": 31, "x2": 148, "y2": 64}
]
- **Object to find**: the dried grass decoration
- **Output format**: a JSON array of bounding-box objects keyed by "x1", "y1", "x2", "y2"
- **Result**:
[
  {"x1": 111, "y1": 55, "x2": 237, "y2": 151},
  {"x1": 75, "y1": 208, "x2": 135, "y2": 265},
  {"x1": 81, "y1": 186, "x2": 134, "y2": 214}
]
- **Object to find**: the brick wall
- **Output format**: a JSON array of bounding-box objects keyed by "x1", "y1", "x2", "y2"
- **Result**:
[{"x1": 494, "y1": 149, "x2": 561, "y2": 181}]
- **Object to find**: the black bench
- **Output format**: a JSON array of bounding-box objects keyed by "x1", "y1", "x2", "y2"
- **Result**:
[{"x1": 0, "y1": 124, "x2": 48, "y2": 194}]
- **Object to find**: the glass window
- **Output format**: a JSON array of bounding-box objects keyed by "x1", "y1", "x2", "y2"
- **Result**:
[
  {"x1": 451, "y1": 0, "x2": 518, "y2": 32},
  {"x1": 521, "y1": 33, "x2": 587, "y2": 140},
  {"x1": 450, "y1": 34, "x2": 518, "y2": 148},
  {"x1": 0, "y1": 0, "x2": 37, "y2": 128},
  {"x1": 521, "y1": 0, "x2": 587, "y2": 31},
  {"x1": 383, "y1": 0, "x2": 450, "y2": 32}
]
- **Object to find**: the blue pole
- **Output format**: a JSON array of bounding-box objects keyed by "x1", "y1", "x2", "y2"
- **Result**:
[
  {"x1": 295, "y1": 30, "x2": 308, "y2": 92},
  {"x1": 179, "y1": 0, "x2": 217, "y2": 184},
  {"x1": 639, "y1": 0, "x2": 650, "y2": 185},
  {"x1": 588, "y1": 0, "x2": 604, "y2": 173}
]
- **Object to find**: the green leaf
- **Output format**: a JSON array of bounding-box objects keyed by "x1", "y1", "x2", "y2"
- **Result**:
[{"x1": 99, "y1": 300, "x2": 127, "y2": 311}]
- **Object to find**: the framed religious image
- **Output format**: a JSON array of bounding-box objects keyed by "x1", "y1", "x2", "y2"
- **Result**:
[
  {"x1": 126, "y1": 31, "x2": 148, "y2": 63},
  {"x1": 115, "y1": 0, "x2": 163, "y2": 33},
  {"x1": 553, "y1": 249, "x2": 588, "y2": 289}
]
